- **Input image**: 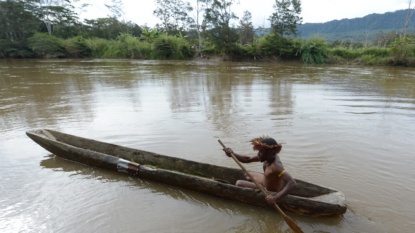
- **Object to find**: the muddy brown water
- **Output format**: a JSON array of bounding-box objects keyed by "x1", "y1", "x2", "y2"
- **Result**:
[{"x1": 0, "y1": 59, "x2": 414, "y2": 232}]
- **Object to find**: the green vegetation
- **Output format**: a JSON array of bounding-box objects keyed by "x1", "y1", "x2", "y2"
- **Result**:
[
  {"x1": 85, "y1": 34, "x2": 193, "y2": 59},
  {"x1": 269, "y1": 0, "x2": 302, "y2": 37},
  {"x1": 28, "y1": 33, "x2": 65, "y2": 58},
  {"x1": 204, "y1": 0, "x2": 240, "y2": 54},
  {"x1": 2, "y1": 0, "x2": 415, "y2": 66},
  {"x1": 298, "y1": 37, "x2": 327, "y2": 64}
]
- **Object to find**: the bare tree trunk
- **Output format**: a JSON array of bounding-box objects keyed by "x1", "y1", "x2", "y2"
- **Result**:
[
  {"x1": 197, "y1": 0, "x2": 202, "y2": 48},
  {"x1": 365, "y1": 29, "x2": 369, "y2": 48},
  {"x1": 405, "y1": 0, "x2": 415, "y2": 37}
]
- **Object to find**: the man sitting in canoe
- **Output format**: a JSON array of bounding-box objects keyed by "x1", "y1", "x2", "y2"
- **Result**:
[{"x1": 223, "y1": 136, "x2": 297, "y2": 205}]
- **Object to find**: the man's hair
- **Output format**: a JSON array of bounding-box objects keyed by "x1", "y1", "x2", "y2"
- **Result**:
[
  {"x1": 261, "y1": 138, "x2": 278, "y2": 146},
  {"x1": 250, "y1": 136, "x2": 282, "y2": 153}
]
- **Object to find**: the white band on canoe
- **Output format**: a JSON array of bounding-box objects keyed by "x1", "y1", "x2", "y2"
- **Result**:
[
  {"x1": 117, "y1": 158, "x2": 140, "y2": 175},
  {"x1": 117, "y1": 158, "x2": 130, "y2": 174}
]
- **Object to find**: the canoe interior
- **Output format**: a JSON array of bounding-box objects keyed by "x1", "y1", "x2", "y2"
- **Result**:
[{"x1": 37, "y1": 129, "x2": 337, "y2": 199}]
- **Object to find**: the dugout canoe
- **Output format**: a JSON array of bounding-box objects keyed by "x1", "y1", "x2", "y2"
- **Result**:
[{"x1": 26, "y1": 129, "x2": 347, "y2": 217}]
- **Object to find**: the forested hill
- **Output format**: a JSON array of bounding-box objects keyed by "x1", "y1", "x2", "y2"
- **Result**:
[{"x1": 298, "y1": 9, "x2": 415, "y2": 42}]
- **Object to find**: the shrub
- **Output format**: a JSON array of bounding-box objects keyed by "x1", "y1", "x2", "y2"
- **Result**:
[
  {"x1": 61, "y1": 36, "x2": 91, "y2": 57},
  {"x1": 153, "y1": 35, "x2": 193, "y2": 59},
  {"x1": 124, "y1": 35, "x2": 143, "y2": 59},
  {"x1": 259, "y1": 34, "x2": 295, "y2": 58},
  {"x1": 135, "y1": 42, "x2": 153, "y2": 59},
  {"x1": 298, "y1": 37, "x2": 327, "y2": 64},
  {"x1": 28, "y1": 33, "x2": 65, "y2": 58},
  {"x1": 362, "y1": 47, "x2": 389, "y2": 57},
  {"x1": 102, "y1": 40, "x2": 130, "y2": 58},
  {"x1": 0, "y1": 39, "x2": 33, "y2": 58},
  {"x1": 201, "y1": 45, "x2": 220, "y2": 55},
  {"x1": 154, "y1": 36, "x2": 174, "y2": 59},
  {"x1": 360, "y1": 55, "x2": 374, "y2": 64},
  {"x1": 329, "y1": 47, "x2": 360, "y2": 59},
  {"x1": 229, "y1": 45, "x2": 248, "y2": 58},
  {"x1": 346, "y1": 49, "x2": 361, "y2": 59},
  {"x1": 327, "y1": 55, "x2": 346, "y2": 64},
  {"x1": 85, "y1": 37, "x2": 109, "y2": 58},
  {"x1": 389, "y1": 37, "x2": 415, "y2": 65}
]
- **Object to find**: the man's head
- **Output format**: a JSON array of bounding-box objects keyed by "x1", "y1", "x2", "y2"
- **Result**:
[{"x1": 250, "y1": 136, "x2": 282, "y2": 162}]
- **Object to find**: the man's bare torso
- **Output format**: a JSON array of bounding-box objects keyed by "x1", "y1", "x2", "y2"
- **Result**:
[{"x1": 261, "y1": 156, "x2": 284, "y2": 192}]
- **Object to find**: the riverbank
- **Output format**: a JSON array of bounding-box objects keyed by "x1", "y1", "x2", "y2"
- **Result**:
[
  {"x1": 2, "y1": 33, "x2": 415, "y2": 67},
  {"x1": 197, "y1": 53, "x2": 413, "y2": 67}
]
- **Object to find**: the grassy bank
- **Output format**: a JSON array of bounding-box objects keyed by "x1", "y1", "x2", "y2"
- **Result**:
[
  {"x1": 1, "y1": 33, "x2": 195, "y2": 60},
  {"x1": 202, "y1": 36, "x2": 415, "y2": 67},
  {"x1": 2, "y1": 32, "x2": 415, "y2": 67}
]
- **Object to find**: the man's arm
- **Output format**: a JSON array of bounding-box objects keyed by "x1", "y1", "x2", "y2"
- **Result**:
[
  {"x1": 265, "y1": 171, "x2": 297, "y2": 205},
  {"x1": 223, "y1": 148, "x2": 260, "y2": 163}
]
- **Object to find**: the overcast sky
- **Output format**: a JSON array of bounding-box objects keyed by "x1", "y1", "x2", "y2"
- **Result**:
[{"x1": 77, "y1": 0, "x2": 411, "y2": 28}]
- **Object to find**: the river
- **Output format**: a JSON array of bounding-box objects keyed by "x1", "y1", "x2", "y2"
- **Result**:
[{"x1": 1, "y1": 59, "x2": 414, "y2": 232}]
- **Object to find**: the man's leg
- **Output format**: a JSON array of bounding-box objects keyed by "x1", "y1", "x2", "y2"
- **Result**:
[
  {"x1": 246, "y1": 171, "x2": 264, "y2": 183},
  {"x1": 235, "y1": 172, "x2": 264, "y2": 189},
  {"x1": 235, "y1": 180, "x2": 259, "y2": 189}
]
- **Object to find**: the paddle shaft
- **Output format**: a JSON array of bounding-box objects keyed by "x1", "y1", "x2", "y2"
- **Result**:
[
  {"x1": 218, "y1": 140, "x2": 304, "y2": 233},
  {"x1": 218, "y1": 140, "x2": 287, "y2": 216}
]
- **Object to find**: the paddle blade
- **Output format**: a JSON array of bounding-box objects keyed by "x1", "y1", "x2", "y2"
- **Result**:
[{"x1": 284, "y1": 215, "x2": 304, "y2": 233}]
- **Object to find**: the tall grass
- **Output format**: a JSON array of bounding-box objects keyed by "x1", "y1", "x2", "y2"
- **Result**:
[
  {"x1": 18, "y1": 32, "x2": 415, "y2": 67},
  {"x1": 298, "y1": 37, "x2": 327, "y2": 64},
  {"x1": 61, "y1": 36, "x2": 90, "y2": 57},
  {"x1": 153, "y1": 35, "x2": 194, "y2": 59},
  {"x1": 85, "y1": 38, "x2": 109, "y2": 58},
  {"x1": 77, "y1": 34, "x2": 194, "y2": 60},
  {"x1": 328, "y1": 47, "x2": 390, "y2": 59},
  {"x1": 84, "y1": 34, "x2": 194, "y2": 59}
]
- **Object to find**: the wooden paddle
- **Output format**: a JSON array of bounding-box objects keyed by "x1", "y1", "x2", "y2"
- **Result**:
[{"x1": 218, "y1": 140, "x2": 304, "y2": 233}]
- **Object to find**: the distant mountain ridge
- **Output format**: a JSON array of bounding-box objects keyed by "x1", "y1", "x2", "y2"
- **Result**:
[{"x1": 297, "y1": 9, "x2": 415, "y2": 42}]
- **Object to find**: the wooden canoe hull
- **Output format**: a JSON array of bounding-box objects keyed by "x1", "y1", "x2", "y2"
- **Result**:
[{"x1": 26, "y1": 129, "x2": 347, "y2": 217}]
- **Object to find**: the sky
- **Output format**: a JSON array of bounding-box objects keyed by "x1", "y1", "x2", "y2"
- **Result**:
[{"x1": 76, "y1": 0, "x2": 411, "y2": 28}]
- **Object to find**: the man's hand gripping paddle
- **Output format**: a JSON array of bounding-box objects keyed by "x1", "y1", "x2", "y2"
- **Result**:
[{"x1": 218, "y1": 140, "x2": 304, "y2": 233}]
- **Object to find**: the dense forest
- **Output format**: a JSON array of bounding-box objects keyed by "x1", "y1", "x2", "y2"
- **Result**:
[
  {"x1": 298, "y1": 9, "x2": 415, "y2": 42},
  {"x1": 1, "y1": 0, "x2": 415, "y2": 67}
]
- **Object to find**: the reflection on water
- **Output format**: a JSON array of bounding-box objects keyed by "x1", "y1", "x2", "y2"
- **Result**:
[{"x1": 1, "y1": 59, "x2": 414, "y2": 232}]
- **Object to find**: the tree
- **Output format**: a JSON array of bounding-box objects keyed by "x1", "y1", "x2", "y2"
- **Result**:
[
  {"x1": 35, "y1": 0, "x2": 78, "y2": 36},
  {"x1": 204, "y1": 0, "x2": 239, "y2": 52},
  {"x1": 84, "y1": 18, "x2": 124, "y2": 39},
  {"x1": 105, "y1": 0, "x2": 128, "y2": 33},
  {"x1": 373, "y1": 30, "x2": 384, "y2": 48},
  {"x1": 72, "y1": 0, "x2": 90, "y2": 18},
  {"x1": 238, "y1": 10, "x2": 255, "y2": 45},
  {"x1": 405, "y1": 0, "x2": 415, "y2": 37},
  {"x1": 268, "y1": 0, "x2": 302, "y2": 37},
  {"x1": 0, "y1": 0, "x2": 40, "y2": 41},
  {"x1": 140, "y1": 28, "x2": 161, "y2": 43},
  {"x1": 390, "y1": 37, "x2": 415, "y2": 65},
  {"x1": 365, "y1": 29, "x2": 370, "y2": 48},
  {"x1": 191, "y1": 0, "x2": 211, "y2": 48},
  {"x1": 153, "y1": 0, "x2": 194, "y2": 35}
]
